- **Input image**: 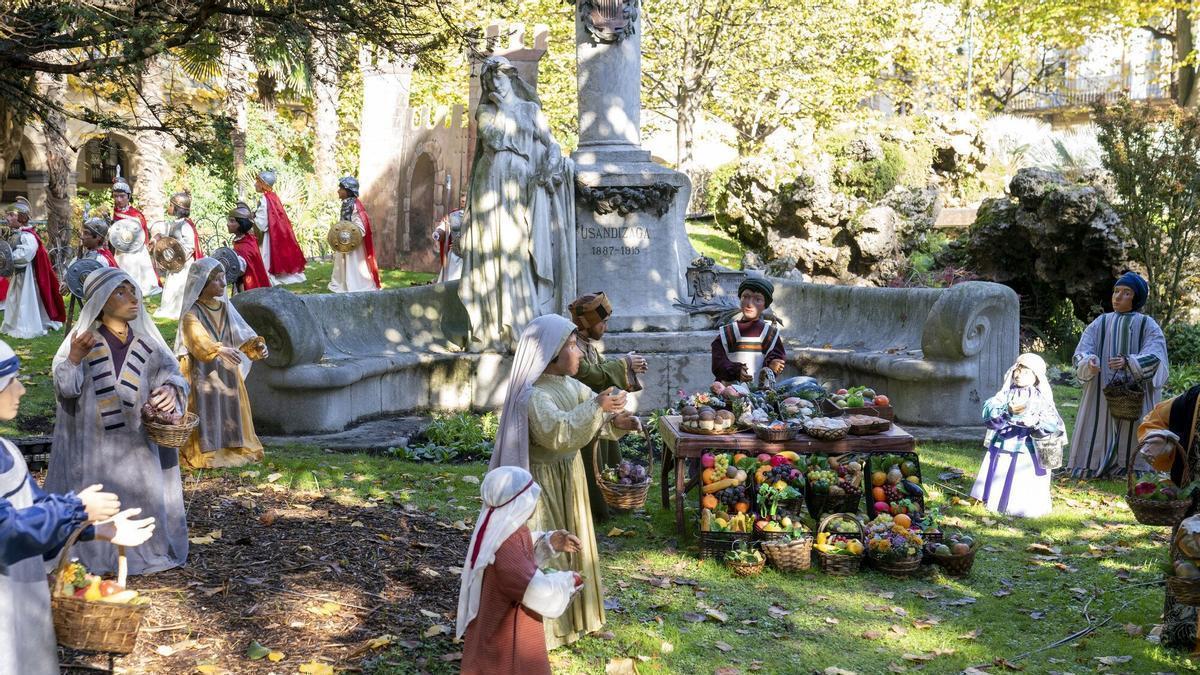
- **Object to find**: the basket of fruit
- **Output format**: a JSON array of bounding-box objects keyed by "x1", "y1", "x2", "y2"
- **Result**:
[
  {"x1": 827, "y1": 386, "x2": 894, "y2": 420},
  {"x1": 814, "y1": 513, "x2": 865, "y2": 575},
  {"x1": 865, "y1": 515, "x2": 924, "y2": 577},
  {"x1": 50, "y1": 528, "x2": 149, "y2": 653},
  {"x1": 806, "y1": 455, "x2": 863, "y2": 518},
  {"x1": 867, "y1": 454, "x2": 925, "y2": 520},
  {"x1": 699, "y1": 453, "x2": 754, "y2": 559},
  {"x1": 845, "y1": 414, "x2": 891, "y2": 436},
  {"x1": 754, "y1": 421, "x2": 798, "y2": 442},
  {"x1": 928, "y1": 532, "x2": 978, "y2": 576},
  {"x1": 804, "y1": 416, "x2": 849, "y2": 442},
  {"x1": 1126, "y1": 447, "x2": 1193, "y2": 526},
  {"x1": 141, "y1": 403, "x2": 199, "y2": 449},
  {"x1": 726, "y1": 541, "x2": 765, "y2": 577},
  {"x1": 761, "y1": 533, "x2": 813, "y2": 572},
  {"x1": 595, "y1": 435, "x2": 653, "y2": 511}
]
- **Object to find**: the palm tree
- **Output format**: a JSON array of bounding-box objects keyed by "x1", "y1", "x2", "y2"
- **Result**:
[
  {"x1": 311, "y1": 36, "x2": 341, "y2": 195},
  {"x1": 38, "y1": 70, "x2": 72, "y2": 249},
  {"x1": 136, "y1": 54, "x2": 171, "y2": 223}
]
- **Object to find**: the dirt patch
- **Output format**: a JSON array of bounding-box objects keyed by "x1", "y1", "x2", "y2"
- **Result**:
[{"x1": 59, "y1": 474, "x2": 469, "y2": 674}]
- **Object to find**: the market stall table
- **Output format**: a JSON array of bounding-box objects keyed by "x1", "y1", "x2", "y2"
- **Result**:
[{"x1": 657, "y1": 416, "x2": 917, "y2": 536}]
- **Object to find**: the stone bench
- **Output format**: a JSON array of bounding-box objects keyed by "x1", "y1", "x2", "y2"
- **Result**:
[
  {"x1": 603, "y1": 280, "x2": 1018, "y2": 426},
  {"x1": 233, "y1": 282, "x2": 508, "y2": 434},
  {"x1": 236, "y1": 278, "x2": 1016, "y2": 433}
]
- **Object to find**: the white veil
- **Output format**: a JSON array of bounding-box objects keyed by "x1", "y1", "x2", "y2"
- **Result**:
[
  {"x1": 455, "y1": 466, "x2": 541, "y2": 639},
  {"x1": 174, "y1": 257, "x2": 259, "y2": 376},
  {"x1": 53, "y1": 267, "x2": 170, "y2": 370},
  {"x1": 489, "y1": 314, "x2": 577, "y2": 470}
]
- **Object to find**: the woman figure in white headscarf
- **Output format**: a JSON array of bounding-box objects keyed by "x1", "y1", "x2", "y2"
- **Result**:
[
  {"x1": 970, "y1": 353, "x2": 1066, "y2": 518},
  {"x1": 175, "y1": 257, "x2": 267, "y2": 469},
  {"x1": 491, "y1": 314, "x2": 639, "y2": 648},
  {"x1": 44, "y1": 267, "x2": 189, "y2": 575},
  {"x1": 456, "y1": 466, "x2": 583, "y2": 675}
]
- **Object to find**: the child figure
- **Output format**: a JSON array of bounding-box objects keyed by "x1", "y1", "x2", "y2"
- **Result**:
[
  {"x1": 456, "y1": 466, "x2": 584, "y2": 675},
  {"x1": 227, "y1": 203, "x2": 271, "y2": 292},
  {"x1": 970, "y1": 353, "x2": 1065, "y2": 518},
  {"x1": 44, "y1": 268, "x2": 190, "y2": 575},
  {"x1": 568, "y1": 291, "x2": 648, "y2": 520},
  {"x1": 81, "y1": 217, "x2": 118, "y2": 267},
  {"x1": 711, "y1": 276, "x2": 785, "y2": 384},
  {"x1": 176, "y1": 258, "x2": 268, "y2": 469},
  {"x1": 0, "y1": 337, "x2": 155, "y2": 675}
]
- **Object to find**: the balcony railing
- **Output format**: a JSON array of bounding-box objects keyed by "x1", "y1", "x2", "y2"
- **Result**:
[{"x1": 1007, "y1": 83, "x2": 1171, "y2": 113}]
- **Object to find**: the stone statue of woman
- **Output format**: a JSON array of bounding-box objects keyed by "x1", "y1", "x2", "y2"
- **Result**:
[{"x1": 457, "y1": 56, "x2": 577, "y2": 353}]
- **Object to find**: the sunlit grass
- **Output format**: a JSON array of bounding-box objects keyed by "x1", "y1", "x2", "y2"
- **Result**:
[{"x1": 687, "y1": 219, "x2": 744, "y2": 270}]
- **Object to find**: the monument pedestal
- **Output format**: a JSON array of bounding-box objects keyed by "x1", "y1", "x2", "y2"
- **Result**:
[{"x1": 573, "y1": 148, "x2": 694, "y2": 332}]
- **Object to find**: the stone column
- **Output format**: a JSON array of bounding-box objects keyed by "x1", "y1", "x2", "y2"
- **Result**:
[
  {"x1": 358, "y1": 55, "x2": 415, "y2": 268},
  {"x1": 572, "y1": 0, "x2": 696, "y2": 331}
]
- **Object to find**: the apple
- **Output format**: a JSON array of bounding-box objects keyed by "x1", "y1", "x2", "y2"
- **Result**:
[
  {"x1": 1133, "y1": 481, "x2": 1157, "y2": 496},
  {"x1": 701, "y1": 453, "x2": 715, "y2": 468},
  {"x1": 836, "y1": 388, "x2": 848, "y2": 396},
  {"x1": 874, "y1": 501, "x2": 891, "y2": 513},
  {"x1": 757, "y1": 453, "x2": 771, "y2": 463},
  {"x1": 99, "y1": 580, "x2": 123, "y2": 597}
]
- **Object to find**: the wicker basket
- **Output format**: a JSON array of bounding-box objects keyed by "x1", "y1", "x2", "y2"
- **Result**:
[
  {"x1": 50, "y1": 528, "x2": 148, "y2": 654},
  {"x1": 679, "y1": 423, "x2": 744, "y2": 436},
  {"x1": 1167, "y1": 575, "x2": 1200, "y2": 607},
  {"x1": 805, "y1": 424, "x2": 849, "y2": 442},
  {"x1": 847, "y1": 417, "x2": 891, "y2": 435},
  {"x1": 754, "y1": 425, "x2": 798, "y2": 442},
  {"x1": 1104, "y1": 367, "x2": 1145, "y2": 421},
  {"x1": 728, "y1": 557, "x2": 766, "y2": 577},
  {"x1": 931, "y1": 543, "x2": 978, "y2": 576},
  {"x1": 699, "y1": 531, "x2": 752, "y2": 560},
  {"x1": 815, "y1": 513, "x2": 864, "y2": 576},
  {"x1": 593, "y1": 431, "x2": 653, "y2": 511},
  {"x1": 761, "y1": 537, "x2": 813, "y2": 572},
  {"x1": 868, "y1": 551, "x2": 923, "y2": 577},
  {"x1": 143, "y1": 412, "x2": 200, "y2": 448},
  {"x1": 1126, "y1": 442, "x2": 1191, "y2": 527}
]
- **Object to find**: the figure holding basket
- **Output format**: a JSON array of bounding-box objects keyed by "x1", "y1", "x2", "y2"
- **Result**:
[{"x1": 44, "y1": 268, "x2": 190, "y2": 577}]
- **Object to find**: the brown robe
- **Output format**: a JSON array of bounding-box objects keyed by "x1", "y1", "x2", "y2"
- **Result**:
[{"x1": 461, "y1": 525, "x2": 551, "y2": 675}]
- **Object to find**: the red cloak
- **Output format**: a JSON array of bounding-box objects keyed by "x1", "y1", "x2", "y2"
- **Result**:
[
  {"x1": 354, "y1": 198, "x2": 382, "y2": 289},
  {"x1": 113, "y1": 205, "x2": 150, "y2": 242},
  {"x1": 21, "y1": 227, "x2": 66, "y2": 322},
  {"x1": 0, "y1": 278, "x2": 8, "y2": 302},
  {"x1": 233, "y1": 234, "x2": 271, "y2": 291},
  {"x1": 184, "y1": 218, "x2": 205, "y2": 259},
  {"x1": 262, "y1": 191, "x2": 306, "y2": 275},
  {"x1": 93, "y1": 247, "x2": 118, "y2": 267}
]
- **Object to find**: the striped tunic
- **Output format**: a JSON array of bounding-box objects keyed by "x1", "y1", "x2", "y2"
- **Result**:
[{"x1": 1066, "y1": 311, "x2": 1168, "y2": 478}]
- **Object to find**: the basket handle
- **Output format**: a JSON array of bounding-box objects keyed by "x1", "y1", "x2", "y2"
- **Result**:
[
  {"x1": 51, "y1": 524, "x2": 131, "y2": 596},
  {"x1": 817, "y1": 512, "x2": 864, "y2": 540},
  {"x1": 590, "y1": 416, "x2": 654, "y2": 483}
]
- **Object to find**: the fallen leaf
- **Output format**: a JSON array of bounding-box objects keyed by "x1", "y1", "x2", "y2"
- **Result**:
[
  {"x1": 1030, "y1": 610, "x2": 1046, "y2": 620},
  {"x1": 912, "y1": 589, "x2": 940, "y2": 600},
  {"x1": 267, "y1": 651, "x2": 284, "y2": 662},
  {"x1": 366, "y1": 634, "x2": 394, "y2": 650},
  {"x1": 607, "y1": 527, "x2": 628, "y2": 537},
  {"x1": 902, "y1": 653, "x2": 935, "y2": 662},
  {"x1": 245, "y1": 641, "x2": 271, "y2": 660},
  {"x1": 461, "y1": 475, "x2": 480, "y2": 484},
  {"x1": 351, "y1": 520, "x2": 365, "y2": 528},
  {"x1": 682, "y1": 612, "x2": 707, "y2": 622},
  {"x1": 992, "y1": 657, "x2": 1024, "y2": 671},
  {"x1": 649, "y1": 577, "x2": 672, "y2": 589},
  {"x1": 266, "y1": 472, "x2": 283, "y2": 483},
  {"x1": 188, "y1": 535, "x2": 215, "y2": 545},
  {"x1": 423, "y1": 624, "x2": 450, "y2": 638},
  {"x1": 1069, "y1": 587, "x2": 1088, "y2": 596},
  {"x1": 944, "y1": 596, "x2": 977, "y2": 606},
  {"x1": 450, "y1": 520, "x2": 471, "y2": 531},
  {"x1": 1026, "y1": 543, "x2": 1061, "y2": 555},
  {"x1": 878, "y1": 591, "x2": 896, "y2": 600},
  {"x1": 440, "y1": 652, "x2": 463, "y2": 662},
  {"x1": 194, "y1": 666, "x2": 224, "y2": 675},
  {"x1": 890, "y1": 606, "x2": 908, "y2": 617},
  {"x1": 660, "y1": 641, "x2": 674, "y2": 654},
  {"x1": 606, "y1": 657, "x2": 638, "y2": 674},
  {"x1": 888, "y1": 664, "x2": 908, "y2": 673},
  {"x1": 993, "y1": 588, "x2": 1012, "y2": 598},
  {"x1": 824, "y1": 617, "x2": 840, "y2": 625},
  {"x1": 1124, "y1": 623, "x2": 1144, "y2": 637},
  {"x1": 824, "y1": 668, "x2": 857, "y2": 675},
  {"x1": 298, "y1": 663, "x2": 334, "y2": 675},
  {"x1": 1095, "y1": 655, "x2": 1132, "y2": 665},
  {"x1": 959, "y1": 629, "x2": 982, "y2": 640},
  {"x1": 861, "y1": 630, "x2": 883, "y2": 640},
  {"x1": 714, "y1": 669, "x2": 741, "y2": 675},
  {"x1": 715, "y1": 641, "x2": 733, "y2": 652},
  {"x1": 419, "y1": 609, "x2": 441, "y2": 619},
  {"x1": 767, "y1": 605, "x2": 792, "y2": 619},
  {"x1": 889, "y1": 624, "x2": 908, "y2": 636},
  {"x1": 705, "y1": 608, "x2": 729, "y2": 623},
  {"x1": 604, "y1": 598, "x2": 623, "y2": 611}
]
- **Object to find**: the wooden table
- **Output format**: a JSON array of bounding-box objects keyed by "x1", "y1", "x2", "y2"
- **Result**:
[{"x1": 656, "y1": 415, "x2": 916, "y2": 536}]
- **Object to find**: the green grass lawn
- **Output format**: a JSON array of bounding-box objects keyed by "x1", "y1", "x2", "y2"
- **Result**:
[{"x1": 687, "y1": 219, "x2": 745, "y2": 270}]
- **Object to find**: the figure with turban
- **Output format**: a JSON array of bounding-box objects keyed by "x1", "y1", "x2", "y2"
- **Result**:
[
  {"x1": 0, "y1": 336, "x2": 155, "y2": 675},
  {"x1": 2, "y1": 197, "x2": 65, "y2": 339},
  {"x1": 711, "y1": 276, "x2": 785, "y2": 383},
  {"x1": 81, "y1": 217, "x2": 117, "y2": 268},
  {"x1": 252, "y1": 170, "x2": 307, "y2": 285},
  {"x1": 44, "y1": 267, "x2": 189, "y2": 576},
  {"x1": 568, "y1": 291, "x2": 648, "y2": 520},
  {"x1": 330, "y1": 176, "x2": 381, "y2": 293},
  {"x1": 455, "y1": 466, "x2": 583, "y2": 674},
  {"x1": 1066, "y1": 271, "x2": 1170, "y2": 478}
]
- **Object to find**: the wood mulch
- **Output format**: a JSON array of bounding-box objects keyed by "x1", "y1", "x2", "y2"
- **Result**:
[{"x1": 58, "y1": 473, "x2": 470, "y2": 674}]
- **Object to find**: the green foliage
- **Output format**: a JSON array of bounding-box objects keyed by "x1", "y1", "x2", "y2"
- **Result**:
[
  {"x1": 1166, "y1": 323, "x2": 1200, "y2": 369},
  {"x1": 401, "y1": 411, "x2": 498, "y2": 462},
  {"x1": 1168, "y1": 365, "x2": 1200, "y2": 399},
  {"x1": 1024, "y1": 298, "x2": 1086, "y2": 365},
  {"x1": 837, "y1": 142, "x2": 906, "y2": 201},
  {"x1": 705, "y1": 161, "x2": 740, "y2": 226},
  {"x1": 1095, "y1": 98, "x2": 1200, "y2": 327}
]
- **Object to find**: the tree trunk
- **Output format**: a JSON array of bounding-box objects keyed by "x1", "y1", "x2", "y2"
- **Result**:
[
  {"x1": 1178, "y1": 9, "x2": 1198, "y2": 108},
  {"x1": 0, "y1": 86, "x2": 29, "y2": 186},
  {"x1": 37, "y1": 72, "x2": 72, "y2": 251},
  {"x1": 311, "y1": 36, "x2": 341, "y2": 195},
  {"x1": 224, "y1": 27, "x2": 254, "y2": 201},
  {"x1": 675, "y1": 92, "x2": 697, "y2": 171},
  {"x1": 136, "y1": 54, "x2": 171, "y2": 224}
]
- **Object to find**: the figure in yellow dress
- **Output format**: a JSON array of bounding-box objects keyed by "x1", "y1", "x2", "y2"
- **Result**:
[{"x1": 175, "y1": 257, "x2": 268, "y2": 469}]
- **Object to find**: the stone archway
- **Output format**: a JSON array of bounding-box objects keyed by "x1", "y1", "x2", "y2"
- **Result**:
[{"x1": 407, "y1": 152, "x2": 436, "y2": 256}]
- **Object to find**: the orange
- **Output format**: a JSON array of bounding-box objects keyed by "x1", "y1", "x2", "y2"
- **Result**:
[
  {"x1": 871, "y1": 471, "x2": 887, "y2": 487},
  {"x1": 733, "y1": 453, "x2": 747, "y2": 464},
  {"x1": 701, "y1": 468, "x2": 716, "y2": 485},
  {"x1": 702, "y1": 494, "x2": 718, "y2": 510},
  {"x1": 733, "y1": 501, "x2": 750, "y2": 513},
  {"x1": 874, "y1": 395, "x2": 890, "y2": 406},
  {"x1": 872, "y1": 487, "x2": 886, "y2": 502},
  {"x1": 893, "y1": 513, "x2": 911, "y2": 528}
]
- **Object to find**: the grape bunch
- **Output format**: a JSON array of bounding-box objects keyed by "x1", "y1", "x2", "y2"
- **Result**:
[
  {"x1": 882, "y1": 484, "x2": 901, "y2": 502},
  {"x1": 763, "y1": 464, "x2": 803, "y2": 489},
  {"x1": 717, "y1": 485, "x2": 749, "y2": 508},
  {"x1": 808, "y1": 469, "x2": 836, "y2": 492}
]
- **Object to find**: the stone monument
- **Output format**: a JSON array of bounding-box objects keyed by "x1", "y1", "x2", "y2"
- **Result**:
[{"x1": 571, "y1": 0, "x2": 697, "y2": 331}]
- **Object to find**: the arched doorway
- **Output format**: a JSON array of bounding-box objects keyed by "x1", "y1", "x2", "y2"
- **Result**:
[{"x1": 407, "y1": 153, "x2": 436, "y2": 254}]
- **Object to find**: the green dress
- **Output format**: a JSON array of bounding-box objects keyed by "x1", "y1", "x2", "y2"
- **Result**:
[
  {"x1": 573, "y1": 338, "x2": 640, "y2": 520},
  {"x1": 527, "y1": 373, "x2": 626, "y2": 649}
]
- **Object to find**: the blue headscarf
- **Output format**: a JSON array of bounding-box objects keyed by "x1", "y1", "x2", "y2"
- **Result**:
[{"x1": 1114, "y1": 270, "x2": 1148, "y2": 311}]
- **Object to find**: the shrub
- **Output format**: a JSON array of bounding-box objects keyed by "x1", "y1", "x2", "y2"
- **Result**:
[
  {"x1": 838, "y1": 142, "x2": 905, "y2": 201},
  {"x1": 401, "y1": 411, "x2": 498, "y2": 463},
  {"x1": 1166, "y1": 323, "x2": 1200, "y2": 368}
]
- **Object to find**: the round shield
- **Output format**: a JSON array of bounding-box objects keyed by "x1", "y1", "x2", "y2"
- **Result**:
[
  {"x1": 152, "y1": 236, "x2": 187, "y2": 274},
  {"x1": 0, "y1": 240, "x2": 13, "y2": 279},
  {"x1": 327, "y1": 220, "x2": 363, "y2": 253},
  {"x1": 210, "y1": 247, "x2": 244, "y2": 284},
  {"x1": 65, "y1": 258, "x2": 104, "y2": 298},
  {"x1": 108, "y1": 219, "x2": 145, "y2": 254}
]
